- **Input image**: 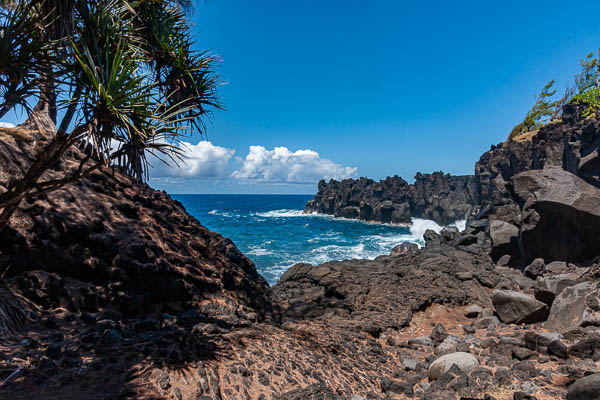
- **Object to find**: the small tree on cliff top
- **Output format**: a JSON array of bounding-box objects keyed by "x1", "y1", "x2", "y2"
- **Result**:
[
  {"x1": 575, "y1": 50, "x2": 600, "y2": 93},
  {"x1": 509, "y1": 49, "x2": 600, "y2": 140},
  {"x1": 508, "y1": 80, "x2": 557, "y2": 140},
  {"x1": 0, "y1": 0, "x2": 221, "y2": 230}
]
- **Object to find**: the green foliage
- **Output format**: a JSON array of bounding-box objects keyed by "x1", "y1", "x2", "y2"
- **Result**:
[
  {"x1": 575, "y1": 50, "x2": 600, "y2": 93},
  {"x1": 0, "y1": 0, "x2": 222, "y2": 181},
  {"x1": 570, "y1": 86, "x2": 600, "y2": 118},
  {"x1": 509, "y1": 80, "x2": 557, "y2": 140},
  {"x1": 0, "y1": 2, "x2": 54, "y2": 117},
  {"x1": 565, "y1": 49, "x2": 600, "y2": 118},
  {"x1": 508, "y1": 48, "x2": 600, "y2": 140}
]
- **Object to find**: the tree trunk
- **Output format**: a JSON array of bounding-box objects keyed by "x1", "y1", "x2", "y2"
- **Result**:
[{"x1": 19, "y1": 76, "x2": 56, "y2": 135}]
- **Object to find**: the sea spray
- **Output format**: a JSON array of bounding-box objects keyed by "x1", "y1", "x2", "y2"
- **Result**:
[{"x1": 174, "y1": 194, "x2": 466, "y2": 285}]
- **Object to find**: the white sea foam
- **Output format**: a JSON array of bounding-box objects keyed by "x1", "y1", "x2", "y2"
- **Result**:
[
  {"x1": 266, "y1": 243, "x2": 369, "y2": 278},
  {"x1": 246, "y1": 246, "x2": 274, "y2": 256},
  {"x1": 253, "y1": 209, "x2": 306, "y2": 218},
  {"x1": 409, "y1": 218, "x2": 445, "y2": 240},
  {"x1": 451, "y1": 219, "x2": 467, "y2": 232},
  {"x1": 207, "y1": 209, "x2": 234, "y2": 218},
  {"x1": 409, "y1": 217, "x2": 466, "y2": 241},
  {"x1": 367, "y1": 233, "x2": 421, "y2": 249}
]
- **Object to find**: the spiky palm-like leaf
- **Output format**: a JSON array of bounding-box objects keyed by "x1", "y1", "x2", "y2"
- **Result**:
[
  {"x1": 0, "y1": 2, "x2": 53, "y2": 118},
  {"x1": 0, "y1": 0, "x2": 222, "y2": 231}
]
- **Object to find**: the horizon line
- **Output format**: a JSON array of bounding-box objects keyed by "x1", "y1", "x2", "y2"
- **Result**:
[{"x1": 169, "y1": 193, "x2": 315, "y2": 195}]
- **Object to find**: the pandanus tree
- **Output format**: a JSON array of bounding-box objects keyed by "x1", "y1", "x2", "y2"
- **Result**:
[
  {"x1": 0, "y1": 0, "x2": 221, "y2": 229},
  {"x1": 0, "y1": 0, "x2": 221, "y2": 333}
]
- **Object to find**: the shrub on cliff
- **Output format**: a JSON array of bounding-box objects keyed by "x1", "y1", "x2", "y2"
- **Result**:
[
  {"x1": 575, "y1": 50, "x2": 600, "y2": 93},
  {"x1": 508, "y1": 49, "x2": 600, "y2": 140},
  {"x1": 0, "y1": 0, "x2": 221, "y2": 229},
  {"x1": 568, "y1": 50, "x2": 600, "y2": 118},
  {"x1": 569, "y1": 87, "x2": 600, "y2": 118},
  {"x1": 508, "y1": 80, "x2": 557, "y2": 140}
]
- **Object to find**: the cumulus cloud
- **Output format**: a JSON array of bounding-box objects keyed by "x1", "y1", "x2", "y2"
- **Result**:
[
  {"x1": 0, "y1": 122, "x2": 15, "y2": 128},
  {"x1": 150, "y1": 140, "x2": 235, "y2": 179},
  {"x1": 232, "y1": 145, "x2": 358, "y2": 183}
]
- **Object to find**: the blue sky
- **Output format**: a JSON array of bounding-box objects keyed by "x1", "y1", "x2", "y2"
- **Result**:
[{"x1": 4, "y1": 1, "x2": 600, "y2": 193}]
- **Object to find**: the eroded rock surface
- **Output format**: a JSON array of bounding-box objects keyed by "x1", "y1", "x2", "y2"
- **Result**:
[{"x1": 270, "y1": 246, "x2": 498, "y2": 333}]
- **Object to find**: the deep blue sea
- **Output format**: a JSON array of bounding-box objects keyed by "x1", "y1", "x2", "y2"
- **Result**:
[{"x1": 172, "y1": 194, "x2": 463, "y2": 285}]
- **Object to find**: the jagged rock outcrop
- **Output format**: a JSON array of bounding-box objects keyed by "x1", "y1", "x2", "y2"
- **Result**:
[
  {"x1": 304, "y1": 172, "x2": 475, "y2": 226},
  {"x1": 0, "y1": 129, "x2": 271, "y2": 327},
  {"x1": 511, "y1": 168, "x2": 600, "y2": 264},
  {"x1": 473, "y1": 102, "x2": 600, "y2": 216},
  {"x1": 463, "y1": 103, "x2": 600, "y2": 266}
]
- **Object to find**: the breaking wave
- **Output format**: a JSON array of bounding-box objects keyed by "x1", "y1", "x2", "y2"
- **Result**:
[{"x1": 175, "y1": 194, "x2": 468, "y2": 285}]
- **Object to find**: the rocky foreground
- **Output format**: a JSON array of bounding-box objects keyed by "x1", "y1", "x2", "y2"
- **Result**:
[{"x1": 1, "y1": 102, "x2": 600, "y2": 400}]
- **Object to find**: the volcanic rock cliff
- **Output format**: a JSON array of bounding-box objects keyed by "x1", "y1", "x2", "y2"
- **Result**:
[
  {"x1": 304, "y1": 172, "x2": 475, "y2": 226},
  {"x1": 459, "y1": 102, "x2": 600, "y2": 267},
  {"x1": 0, "y1": 129, "x2": 271, "y2": 326}
]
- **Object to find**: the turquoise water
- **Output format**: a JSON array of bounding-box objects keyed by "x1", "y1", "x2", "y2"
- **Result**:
[{"x1": 172, "y1": 194, "x2": 452, "y2": 285}]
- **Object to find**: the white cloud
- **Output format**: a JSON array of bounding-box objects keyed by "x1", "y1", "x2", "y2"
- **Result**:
[
  {"x1": 232, "y1": 145, "x2": 358, "y2": 183},
  {"x1": 150, "y1": 140, "x2": 235, "y2": 179},
  {"x1": 0, "y1": 122, "x2": 15, "y2": 128}
]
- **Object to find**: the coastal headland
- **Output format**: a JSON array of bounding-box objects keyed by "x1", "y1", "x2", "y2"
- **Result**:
[{"x1": 1, "y1": 102, "x2": 600, "y2": 399}]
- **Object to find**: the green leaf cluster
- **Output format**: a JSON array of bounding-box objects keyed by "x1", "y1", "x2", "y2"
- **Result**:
[
  {"x1": 508, "y1": 80, "x2": 557, "y2": 140},
  {"x1": 575, "y1": 50, "x2": 600, "y2": 93},
  {"x1": 509, "y1": 49, "x2": 600, "y2": 140},
  {"x1": 0, "y1": 0, "x2": 222, "y2": 181},
  {"x1": 570, "y1": 86, "x2": 600, "y2": 118}
]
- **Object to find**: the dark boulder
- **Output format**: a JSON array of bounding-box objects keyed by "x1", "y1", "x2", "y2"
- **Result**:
[
  {"x1": 491, "y1": 290, "x2": 548, "y2": 324},
  {"x1": 545, "y1": 281, "x2": 600, "y2": 333},
  {"x1": 569, "y1": 335, "x2": 600, "y2": 360},
  {"x1": 511, "y1": 168, "x2": 600, "y2": 264},
  {"x1": 488, "y1": 220, "x2": 519, "y2": 262},
  {"x1": 391, "y1": 242, "x2": 419, "y2": 256},
  {"x1": 533, "y1": 273, "x2": 582, "y2": 307},
  {"x1": 567, "y1": 373, "x2": 600, "y2": 400},
  {"x1": 523, "y1": 259, "x2": 545, "y2": 279}
]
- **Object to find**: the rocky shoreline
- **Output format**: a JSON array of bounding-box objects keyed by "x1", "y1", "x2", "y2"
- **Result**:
[
  {"x1": 303, "y1": 172, "x2": 475, "y2": 226},
  {"x1": 1, "y1": 102, "x2": 600, "y2": 399}
]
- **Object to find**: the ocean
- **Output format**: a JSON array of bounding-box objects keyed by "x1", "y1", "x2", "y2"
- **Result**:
[{"x1": 173, "y1": 194, "x2": 464, "y2": 285}]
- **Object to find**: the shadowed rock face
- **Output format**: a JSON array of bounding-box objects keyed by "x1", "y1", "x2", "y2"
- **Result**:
[
  {"x1": 464, "y1": 103, "x2": 600, "y2": 266},
  {"x1": 304, "y1": 172, "x2": 475, "y2": 226},
  {"x1": 0, "y1": 132, "x2": 271, "y2": 326},
  {"x1": 473, "y1": 103, "x2": 600, "y2": 218},
  {"x1": 511, "y1": 168, "x2": 600, "y2": 264}
]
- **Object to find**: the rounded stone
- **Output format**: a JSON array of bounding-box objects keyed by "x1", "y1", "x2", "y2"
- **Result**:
[
  {"x1": 567, "y1": 373, "x2": 600, "y2": 400},
  {"x1": 464, "y1": 304, "x2": 483, "y2": 318},
  {"x1": 427, "y1": 352, "x2": 479, "y2": 380}
]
